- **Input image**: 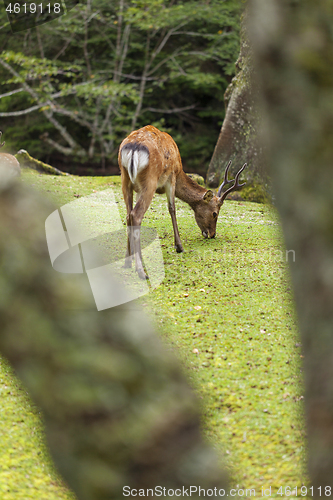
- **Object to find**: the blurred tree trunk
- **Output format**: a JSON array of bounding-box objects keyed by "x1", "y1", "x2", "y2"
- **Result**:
[
  {"x1": 250, "y1": 0, "x2": 333, "y2": 492},
  {"x1": 0, "y1": 180, "x2": 228, "y2": 500},
  {"x1": 206, "y1": 8, "x2": 264, "y2": 188}
]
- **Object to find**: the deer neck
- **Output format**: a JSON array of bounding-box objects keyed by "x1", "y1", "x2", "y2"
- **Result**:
[{"x1": 175, "y1": 171, "x2": 206, "y2": 208}]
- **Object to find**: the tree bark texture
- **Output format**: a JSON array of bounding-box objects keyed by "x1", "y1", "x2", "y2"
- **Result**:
[
  {"x1": 206, "y1": 11, "x2": 263, "y2": 188},
  {"x1": 249, "y1": 0, "x2": 333, "y2": 492},
  {"x1": 0, "y1": 180, "x2": 228, "y2": 500}
]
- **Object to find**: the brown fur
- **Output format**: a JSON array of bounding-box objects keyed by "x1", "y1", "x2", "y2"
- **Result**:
[
  {"x1": 0, "y1": 132, "x2": 21, "y2": 179},
  {"x1": 118, "y1": 125, "x2": 223, "y2": 279},
  {"x1": 0, "y1": 153, "x2": 21, "y2": 178}
]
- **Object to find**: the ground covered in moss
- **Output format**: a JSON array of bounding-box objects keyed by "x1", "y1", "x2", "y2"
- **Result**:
[{"x1": 0, "y1": 169, "x2": 307, "y2": 498}]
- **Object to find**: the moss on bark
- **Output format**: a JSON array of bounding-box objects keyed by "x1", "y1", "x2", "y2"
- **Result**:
[
  {"x1": 207, "y1": 9, "x2": 265, "y2": 190},
  {"x1": 15, "y1": 150, "x2": 68, "y2": 176}
]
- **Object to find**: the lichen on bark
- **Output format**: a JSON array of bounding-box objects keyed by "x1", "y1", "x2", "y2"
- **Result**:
[{"x1": 207, "y1": 9, "x2": 265, "y2": 190}]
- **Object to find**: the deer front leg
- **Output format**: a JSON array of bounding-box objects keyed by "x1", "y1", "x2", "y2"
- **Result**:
[{"x1": 165, "y1": 181, "x2": 184, "y2": 253}]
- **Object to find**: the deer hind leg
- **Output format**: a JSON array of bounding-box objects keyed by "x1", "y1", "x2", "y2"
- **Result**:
[
  {"x1": 165, "y1": 180, "x2": 184, "y2": 253},
  {"x1": 125, "y1": 216, "x2": 134, "y2": 268},
  {"x1": 130, "y1": 185, "x2": 156, "y2": 280},
  {"x1": 121, "y1": 171, "x2": 134, "y2": 268}
]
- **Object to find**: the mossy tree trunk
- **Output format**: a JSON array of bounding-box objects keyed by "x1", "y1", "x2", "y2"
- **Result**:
[
  {"x1": 250, "y1": 0, "x2": 333, "y2": 491},
  {"x1": 206, "y1": 8, "x2": 264, "y2": 188}
]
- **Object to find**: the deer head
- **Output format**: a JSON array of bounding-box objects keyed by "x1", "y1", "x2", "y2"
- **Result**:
[{"x1": 193, "y1": 161, "x2": 247, "y2": 239}]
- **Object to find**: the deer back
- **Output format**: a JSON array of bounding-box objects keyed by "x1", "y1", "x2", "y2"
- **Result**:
[
  {"x1": 0, "y1": 153, "x2": 21, "y2": 184},
  {"x1": 119, "y1": 125, "x2": 183, "y2": 189}
]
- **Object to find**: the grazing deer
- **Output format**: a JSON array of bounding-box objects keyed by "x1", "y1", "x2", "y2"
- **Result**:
[
  {"x1": 119, "y1": 125, "x2": 246, "y2": 279},
  {"x1": 0, "y1": 132, "x2": 21, "y2": 180}
]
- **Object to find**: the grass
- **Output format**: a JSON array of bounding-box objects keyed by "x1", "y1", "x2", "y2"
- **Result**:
[
  {"x1": 0, "y1": 358, "x2": 74, "y2": 500},
  {"x1": 0, "y1": 169, "x2": 307, "y2": 498}
]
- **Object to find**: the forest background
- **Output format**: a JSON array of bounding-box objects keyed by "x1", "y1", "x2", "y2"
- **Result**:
[{"x1": 0, "y1": 0, "x2": 242, "y2": 176}]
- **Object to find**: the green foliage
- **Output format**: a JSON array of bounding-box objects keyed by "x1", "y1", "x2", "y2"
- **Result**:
[
  {"x1": 2, "y1": 51, "x2": 81, "y2": 83},
  {"x1": 0, "y1": 0, "x2": 242, "y2": 171},
  {"x1": 240, "y1": 181, "x2": 271, "y2": 204}
]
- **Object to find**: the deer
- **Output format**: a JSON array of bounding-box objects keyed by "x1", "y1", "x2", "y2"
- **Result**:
[
  {"x1": 118, "y1": 125, "x2": 246, "y2": 280},
  {"x1": 0, "y1": 131, "x2": 21, "y2": 180}
]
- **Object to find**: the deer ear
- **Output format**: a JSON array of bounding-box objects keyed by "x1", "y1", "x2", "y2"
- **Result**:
[{"x1": 203, "y1": 190, "x2": 214, "y2": 202}]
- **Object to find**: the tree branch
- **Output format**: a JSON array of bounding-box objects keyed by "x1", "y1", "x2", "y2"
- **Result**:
[
  {"x1": 173, "y1": 31, "x2": 229, "y2": 38},
  {"x1": 0, "y1": 57, "x2": 86, "y2": 156},
  {"x1": 150, "y1": 22, "x2": 188, "y2": 64},
  {"x1": 110, "y1": 70, "x2": 157, "y2": 81},
  {"x1": 36, "y1": 26, "x2": 45, "y2": 59},
  {"x1": 131, "y1": 33, "x2": 151, "y2": 130},
  {"x1": 0, "y1": 88, "x2": 24, "y2": 99},
  {"x1": 118, "y1": 23, "x2": 130, "y2": 81},
  {"x1": 83, "y1": 0, "x2": 92, "y2": 76},
  {"x1": 142, "y1": 104, "x2": 197, "y2": 114},
  {"x1": 147, "y1": 49, "x2": 183, "y2": 77},
  {"x1": 0, "y1": 103, "x2": 48, "y2": 116},
  {"x1": 170, "y1": 56, "x2": 187, "y2": 76},
  {"x1": 88, "y1": 96, "x2": 102, "y2": 158},
  {"x1": 41, "y1": 134, "x2": 86, "y2": 156},
  {"x1": 114, "y1": 0, "x2": 124, "y2": 82},
  {"x1": 51, "y1": 106, "x2": 93, "y2": 131},
  {"x1": 54, "y1": 37, "x2": 74, "y2": 60}
]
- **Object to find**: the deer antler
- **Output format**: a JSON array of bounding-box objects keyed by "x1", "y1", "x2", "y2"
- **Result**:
[
  {"x1": 0, "y1": 131, "x2": 5, "y2": 149},
  {"x1": 217, "y1": 160, "x2": 235, "y2": 197},
  {"x1": 218, "y1": 162, "x2": 247, "y2": 204}
]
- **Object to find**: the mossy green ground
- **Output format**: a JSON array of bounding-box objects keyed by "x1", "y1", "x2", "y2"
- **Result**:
[
  {"x1": 0, "y1": 169, "x2": 308, "y2": 498},
  {"x1": 0, "y1": 357, "x2": 74, "y2": 500}
]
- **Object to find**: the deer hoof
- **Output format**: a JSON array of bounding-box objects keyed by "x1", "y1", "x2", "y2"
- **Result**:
[
  {"x1": 175, "y1": 244, "x2": 184, "y2": 253},
  {"x1": 138, "y1": 270, "x2": 148, "y2": 280},
  {"x1": 123, "y1": 258, "x2": 132, "y2": 269}
]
